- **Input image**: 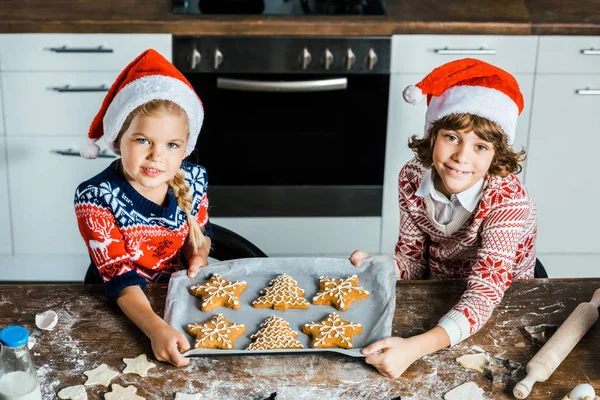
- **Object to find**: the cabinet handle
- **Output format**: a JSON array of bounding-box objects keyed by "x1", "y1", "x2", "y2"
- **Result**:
[
  {"x1": 48, "y1": 45, "x2": 113, "y2": 53},
  {"x1": 50, "y1": 85, "x2": 109, "y2": 93},
  {"x1": 51, "y1": 149, "x2": 116, "y2": 158},
  {"x1": 581, "y1": 49, "x2": 600, "y2": 55},
  {"x1": 575, "y1": 89, "x2": 600, "y2": 95},
  {"x1": 434, "y1": 47, "x2": 497, "y2": 55}
]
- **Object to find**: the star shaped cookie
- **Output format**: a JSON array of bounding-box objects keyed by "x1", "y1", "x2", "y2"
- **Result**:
[
  {"x1": 122, "y1": 354, "x2": 156, "y2": 377},
  {"x1": 83, "y1": 363, "x2": 119, "y2": 387},
  {"x1": 189, "y1": 274, "x2": 247, "y2": 311},
  {"x1": 104, "y1": 384, "x2": 145, "y2": 400},
  {"x1": 302, "y1": 312, "x2": 363, "y2": 349},
  {"x1": 186, "y1": 314, "x2": 246, "y2": 350},
  {"x1": 311, "y1": 275, "x2": 370, "y2": 311}
]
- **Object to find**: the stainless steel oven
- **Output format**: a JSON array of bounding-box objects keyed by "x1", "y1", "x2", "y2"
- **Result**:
[{"x1": 173, "y1": 36, "x2": 390, "y2": 218}]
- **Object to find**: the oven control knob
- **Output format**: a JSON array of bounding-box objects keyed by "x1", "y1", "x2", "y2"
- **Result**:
[
  {"x1": 188, "y1": 47, "x2": 201, "y2": 70},
  {"x1": 214, "y1": 48, "x2": 223, "y2": 70},
  {"x1": 322, "y1": 48, "x2": 334, "y2": 70},
  {"x1": 366, "y1": 48, "x2": 378, "y2": 70},
  {"x1": 299, "y1": 47, "x2": 312, "y2": 70},
  {"x1": 344, "y1": 48, "x2": 356, "y2": 70}
]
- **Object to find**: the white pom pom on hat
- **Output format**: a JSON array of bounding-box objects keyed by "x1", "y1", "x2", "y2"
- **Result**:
[
  {"x1": 402, "y1": 85, "x2": 426, "y2": 105},
  {"x1": 80, "y1": 139, "x2": 101, "y2": 160}
]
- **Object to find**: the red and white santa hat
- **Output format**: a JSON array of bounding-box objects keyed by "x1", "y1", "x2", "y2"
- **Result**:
[
  {"x1": 402, "y1": 58, "x2": 524, "y2": 145},
  {"x1": 81, "y1": 49, "x2": 203, "y2": 159}
]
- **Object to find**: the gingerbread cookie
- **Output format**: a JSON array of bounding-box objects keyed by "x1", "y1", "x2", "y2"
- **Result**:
[
  {"x1": 302, "y1": 312, "x2": 363, "y2": 349},
  {"x1": 186, "y1": 314, "x2": 246, "y2": 350},
  {"x1": 252, "y1": 274, "x2": 310, "y2": 310},
  {"x1": 189, "y1": 274, "x2": 247, "y2": 311},
  {"x1": 246, "y1": 316, "x2": 304, "y2": 350},
  {"x1": 311, "y1": 275, "x2": 369, "y2": 311}
]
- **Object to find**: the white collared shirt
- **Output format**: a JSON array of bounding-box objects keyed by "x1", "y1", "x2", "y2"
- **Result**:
[{"x1": 415, "y1": 169, "x2": 484, "y2": 225}]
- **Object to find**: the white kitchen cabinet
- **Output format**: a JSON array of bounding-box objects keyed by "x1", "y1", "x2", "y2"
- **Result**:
[
  {"x1": 526, "y1": 74, "x2": 600, "y2": 277},
  {"x1": 2, "y1": 72, "x2": 118, "y2": 136},
  {"x1": 537, "y1": 36, "x2": 600, "y2": 74},
  {"x1": 0, "y1": 137, "x2": 12, "y2": 254},
  {"x1": 381, "y1": 35, "x2": 536, "y2": 254},
  {"x1": 7, "y1": 137, "x2": 115, "y2": 255}
]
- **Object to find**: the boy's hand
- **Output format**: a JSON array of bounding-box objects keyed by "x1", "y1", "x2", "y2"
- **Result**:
[
  {"x1": 349, "y1": 250, "x2": 371, "y2": 267},
  {"x1": 362, "y1": 337, "x2": 424, "y2": 378},
  {"x1": 184, "y1": 237, "x2": 211, "y2": 279},
  {"x1": 148, "y1": 320, "x2": 191, "y2": 367}
]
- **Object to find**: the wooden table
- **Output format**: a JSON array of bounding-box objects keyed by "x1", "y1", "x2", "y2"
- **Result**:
[{"x1": 0, "y1": 279, "x2": 598, "y2": 399}]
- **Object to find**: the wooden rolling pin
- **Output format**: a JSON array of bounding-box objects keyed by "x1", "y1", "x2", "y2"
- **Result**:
[{"x1": 513, "y1": 288, "x2": 600, "y2": 399}]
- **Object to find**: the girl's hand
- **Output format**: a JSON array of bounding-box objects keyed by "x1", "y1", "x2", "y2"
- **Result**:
[
  {"x1": 349, "y1": 250, "x2": 371, "y2": 267},
  {"x1": 362, "y1": 337, "x2": 425, "y2": 378},
  {"x1": 148, "y1": 320, "x2": 191, "y2": 367},
  {"x1": 184, "y1": 237, "x2": 211, "y2": 278}
]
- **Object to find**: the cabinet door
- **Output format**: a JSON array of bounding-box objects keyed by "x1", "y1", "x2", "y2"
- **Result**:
[
  {"x1": 7, "y1": 137, "x2": 115, "y2": 255},
  {"x1": 2, "y1": 72, "x2": 118, "y2": 136},
  {"x1": 526, "y1": 75, "x2": 600, "y2": 254},
  {"x1": 0, "y1": 138, "x2": 12, "y2": 254},
  {"x1": 380, "y1": 73, "x2": 534, "y2": 254}
]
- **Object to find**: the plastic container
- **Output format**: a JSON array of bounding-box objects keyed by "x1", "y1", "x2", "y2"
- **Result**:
[{"x1": 0, "y1": 326, "x2": 42, "y2": 400}]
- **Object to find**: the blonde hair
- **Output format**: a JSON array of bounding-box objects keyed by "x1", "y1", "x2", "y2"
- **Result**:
[
  {"x1": 408, "y1": 113, "x2": 527, "y2": 177},
  {"x1": 115, "y1": 99, "x2": 208, "y2": 251}
]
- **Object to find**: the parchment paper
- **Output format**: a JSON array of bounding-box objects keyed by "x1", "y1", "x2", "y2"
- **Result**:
[{"x1": 164, "y1": 256, "x2": 397, "y2": 357}]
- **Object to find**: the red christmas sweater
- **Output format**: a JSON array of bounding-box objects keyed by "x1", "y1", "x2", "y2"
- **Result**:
[{"x1": 394, "y1": 158, "x2": 537, "y2": 344}]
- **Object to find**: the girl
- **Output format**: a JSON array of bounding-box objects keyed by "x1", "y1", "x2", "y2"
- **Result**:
[
  {"x1": 74, "y1": 49, "x2": 210, "y2": 367},
  {"x1": 350, "y1": 58, "x2": 537, "y2": 378}
]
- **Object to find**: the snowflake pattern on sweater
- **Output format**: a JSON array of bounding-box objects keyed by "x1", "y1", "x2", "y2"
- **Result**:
[
  {"x1": 74, "y1": 160, "x2": 210, "y2": 299},
  {"x1": 394, "y1": 158, "x2": 537, "y2": 341}
]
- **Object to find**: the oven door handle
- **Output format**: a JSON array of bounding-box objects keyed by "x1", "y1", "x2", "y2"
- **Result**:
[{"x1": 216, "y1": 77, "x2": 348, "y2": 92}]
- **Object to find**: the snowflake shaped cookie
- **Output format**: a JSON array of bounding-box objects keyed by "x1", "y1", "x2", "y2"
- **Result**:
[
  {"x1": 189, "y1": 274, "x2": 247, "y2": 311},
  {"x1": 302, "y1": 312, "x2": 363, "y2": 349},
  {"x1": 122, "y1": 354, "x2": 156, "y2": 377},
  {"x1": 252, "y1": 274, "x2": 310, "y2": 310},
  {"x1": 247, "y1": 315, "x2": 303, "y2": 350},
  {"x1": 104, "y1": 384, "x2": 145, "y2": 400},
  {"x1": 311, "y1": 275, "x2": 369, "y2": 311},
  {"x1": 186, "y1": 314, "x2": 246, "y2": 350}
]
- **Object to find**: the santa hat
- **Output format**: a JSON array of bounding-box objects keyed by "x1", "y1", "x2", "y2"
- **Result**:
[
  {"x1": 81, "y1": 49, "x2": 203, "y2": 159},
  {"x1": 402, "y1": 58, "x2": 523, "y2": 145}
]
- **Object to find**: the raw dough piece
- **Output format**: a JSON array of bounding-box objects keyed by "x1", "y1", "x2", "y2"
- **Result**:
[
  {"x1": 83, "y1": 363, "x2": 119, "y2": 386},
  {"x1": 175, "y1": 394, "x2": 202, "y2": 400},
  {"x1": 104, "y1": 384, "x2": 145, "y2": 400},
  {"x1": 186, "y1": 314, "x2": 246, "y2": 349},
  {"x1": 252, "y1": 274, "x2": 310, "y2": 310},
  {"x1": 302, "y1": 312, "x2": 363, "y2": 349},
  {"x1": 246, "y1": 316, "x2": 303, "y2": 350},
  {"x1": 189, "y1": 274, "x2": 247, "y2": 311},
  {"x1": 456, "y1": 353, "x2": 489, "y2": 373},
  {"x1": 122, "y1": 354, "x2": 156, "y2": 377},
  {"x1": 444, "y1": 382, "x2": 485, "y2": 400},
  {"x1": 57, "y1": 385, "x2": 88, "y2": 400},
  {"x1": 312, "y1": 275, "x2": 370, "y2": 311}
]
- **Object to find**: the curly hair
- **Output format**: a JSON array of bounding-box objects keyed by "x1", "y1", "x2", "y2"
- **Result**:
[{"x1": 408, "y1": 113, "x2": 526, "y2": 177}]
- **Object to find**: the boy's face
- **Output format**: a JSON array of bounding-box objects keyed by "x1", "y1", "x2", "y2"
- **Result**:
[
  {"x1": 432, "y1": 128, "x2": 495, "y2": 197},
  {"x1": 117, "y1": 112, "x2": 188, "y2": 204}
]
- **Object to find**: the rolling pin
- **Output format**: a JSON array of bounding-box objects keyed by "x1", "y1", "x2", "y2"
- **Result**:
[{"x1": 513, "y1": 288, "x2": 600, "y2": 399}]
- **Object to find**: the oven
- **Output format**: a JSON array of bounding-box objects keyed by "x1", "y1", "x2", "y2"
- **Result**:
[{"x1": 173, "y1": 36, "x2": 391, "y2": 220}]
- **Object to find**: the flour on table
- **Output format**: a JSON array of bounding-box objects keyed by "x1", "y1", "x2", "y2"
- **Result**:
[
  {"x1": 456, "y1": 353, "x2": 489, "y2": 373},
  {"x1": 444, "y1": 382, "x2": 485, "y2": 400},
  {"x1": 83, "y1": 363, "x2": 119, "y2": 386},
  {"x1": 122, "y1": 354, "x2": 156, "y2": 377},
  {"x1": 57, "y1": 385, "x2": 88, "y2": 400},
  {"x1": 175, "y1": 394, "x2": 202, "y2": 400},
  {"x1": 104, "y1": 384, "x2": 145, "y2": 400}
]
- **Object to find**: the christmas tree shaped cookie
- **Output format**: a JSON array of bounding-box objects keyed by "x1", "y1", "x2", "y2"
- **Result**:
[
  {"x1": 189, "y1": 274, "x2": 247, "y2": 311},
  {"x1": 246, "y1": 316, "x2": 304, "y2": 350},
  {"x1": 252, "y1": 274, "x2": 310, "y2": 310},
  {"x1": 302, "y1": 312, "x2": 363, "y2": 349},
  {"x1": 186, "y1": 314, "x2": 246, "y2": 350},
  {"x1": 311, "y1": 274, "x2": 370, "y2": 311}
]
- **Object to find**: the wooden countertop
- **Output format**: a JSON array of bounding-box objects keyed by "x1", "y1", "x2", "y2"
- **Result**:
[
  {"x1": 1, "y1": 0, "x2": 599, "y2": 35},
  {"x1": 0, "y1": 278, "x2": 598, "y2": 399}
]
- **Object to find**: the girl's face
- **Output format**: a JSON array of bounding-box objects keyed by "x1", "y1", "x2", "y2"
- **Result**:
[
  {"x1": 117, "y1": 111, "x2": 188, "y2": 204},
  {"x1": 432, "y1": 128, "x2": 495, "y2": 197}
]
